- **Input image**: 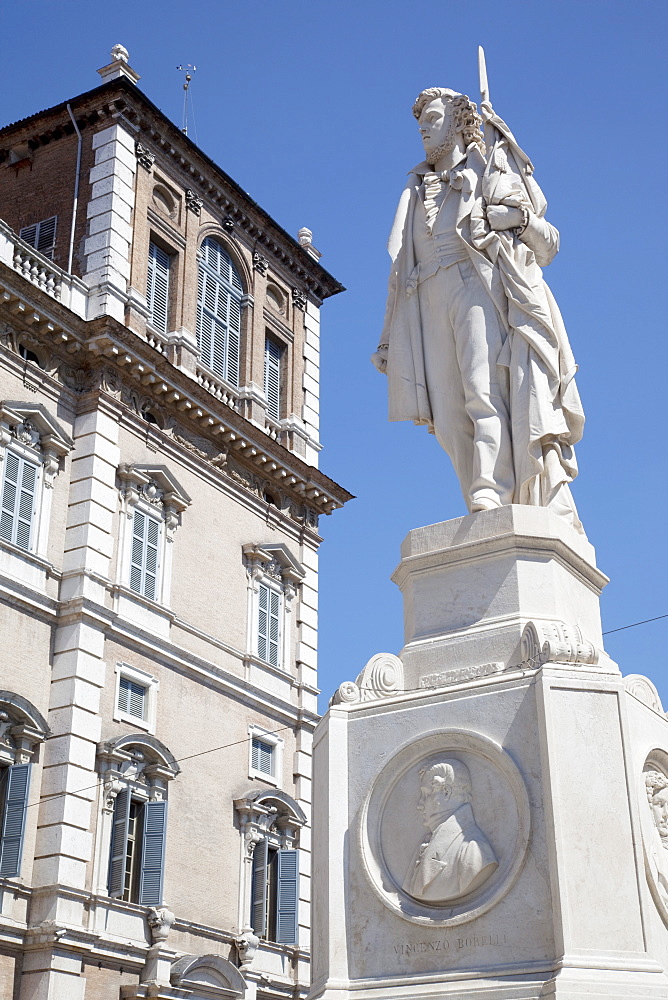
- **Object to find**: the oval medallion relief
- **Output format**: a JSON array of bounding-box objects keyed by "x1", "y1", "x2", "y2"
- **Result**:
[{"x1": 359, "y1": 729, "x2": 531, "y2": 926}]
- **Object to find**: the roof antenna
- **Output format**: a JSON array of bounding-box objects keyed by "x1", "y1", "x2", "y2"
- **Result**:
[{"x1": 176, "y1": 64, "x2": 197, "y2": 136}]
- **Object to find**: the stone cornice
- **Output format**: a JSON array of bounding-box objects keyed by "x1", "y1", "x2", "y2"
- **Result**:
[
  {"x1": 0, "y1": 78, "x2": 345, "y2": 302},
  {"x1": 0, "y1": 261, "x2": 354, "y2": 525}
]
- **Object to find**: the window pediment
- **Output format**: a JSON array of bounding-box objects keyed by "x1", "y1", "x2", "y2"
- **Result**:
[
  {"x1": 242, "y1": 542, "x2": 305, "y2": 588},
  {"x1": 0, "y1": 691, "x2": 49, "y2": 765},
  {"x1": 0, "y1": 401, "x2": 72, "y2": 485},
  {"x1": 118, "y1": 463, "x2": 191, "y2": 515}
]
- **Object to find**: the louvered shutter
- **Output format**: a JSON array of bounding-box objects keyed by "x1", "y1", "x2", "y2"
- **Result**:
[
  {"x1": 226, "y1": 294, "x2": 240, "y2": 386},
  {"x1": 251, "y1": 737, "x2": 274, "y2": 776},
  {"x1": 0, "y1": 764, "x2": 31, "y2": 877},
  {"x1": 275, "y1": 849, "x2": 299, "y2": 944},
  {"x1": 258, "y1": 584, "x2": 269, "y2": 662},
  {"x1": 264, "y1": 339, "x2": 281, "y2": 420},
  {"x1": 130, "y1": 509, "x2": 161, "y2": 599},
  {"x1": 108, "y1": 788, "x2": 131, "y2": 897},
  {"x1": 147, "y1": 242, "x2": 170, "y2": 334},
  {"x1": 0, "y1": 452, "x2": 38, "y2": 550},
  {"x1": 138, "y1": 800, "x2": 167, "y2": 905},
  {"x1": 268, "y1": 590, "x2": 280, "y2": 667},
  {"x1": 20, "y1": 217, "x2": 57, "y2": 259},
  {"x1": 196, "y1": 238, "x2": 243, "y2": 387},
  {"x1": 118, "y1": 677, "x2": 146, "y2": 719},
  {"x1": 251, "y1": 837, "x2": 269, "y2": 935}
]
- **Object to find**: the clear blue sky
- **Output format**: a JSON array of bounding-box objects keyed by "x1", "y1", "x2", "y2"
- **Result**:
[{"x1": 2, "y1": 1, "x2": 666, "y2": 711}]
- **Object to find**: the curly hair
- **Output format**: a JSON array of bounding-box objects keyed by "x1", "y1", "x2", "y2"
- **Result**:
[
  {"x1": 412, "y1": 88, "x2": 485, "y2": 157},
  {"x1": 645, "y1": 769, "x2": 668, "y2": 803},
  {"x1": 420, "y1": 758, "x2": 472, "y2": 804}
]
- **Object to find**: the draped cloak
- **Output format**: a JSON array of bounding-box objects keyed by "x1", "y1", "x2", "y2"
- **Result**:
[{"x1": 380, "y1": 121, "x2": 584, "y2": 523}]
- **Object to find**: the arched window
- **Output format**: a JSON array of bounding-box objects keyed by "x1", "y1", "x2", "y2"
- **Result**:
[{"x1": 196, "y1": 237, "x2": 243, "y2": 387}]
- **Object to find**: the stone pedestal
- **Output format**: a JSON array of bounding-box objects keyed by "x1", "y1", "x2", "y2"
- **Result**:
[{"x1": 310, "y1": 509, "x2": 668, "y2": 1000}]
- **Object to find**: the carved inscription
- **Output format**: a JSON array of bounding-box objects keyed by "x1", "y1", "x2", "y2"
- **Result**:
[{"x1": 393, "y1": 933, "x2": 507, "y2": 956}]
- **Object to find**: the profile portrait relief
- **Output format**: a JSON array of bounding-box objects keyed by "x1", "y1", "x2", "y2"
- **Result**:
[
  {"x1": 403, "y1": 758, "x2": 498, "y2": 903},
  {"x1": 645, "y1": 769, "x2": 668, "y2": 909}
]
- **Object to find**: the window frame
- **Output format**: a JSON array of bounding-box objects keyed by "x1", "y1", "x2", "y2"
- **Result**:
[
  {"x1": 0, "y1": 402, "x2": 72, "y2": 564},
  {"x1": 196, "y1": 236, "x2": 244, "y2": 387},
  {"x1": 263, "y1": 335, "x2": 283, "y2": 421},
  {"x1": 113, "y1": 662, "x2": 159, "y2": 734},
  {"x1": 248, "y1": 725, "x2": 283, "y2": 787},
  {"x1": 95, "y1": 734, "x2": 179, "y2": 905},
  {"x1": 243, "y1": 543, "x2": 305, "y2": 677},
  {"x1": 116, "y1": 464, "x2": 190, "y2": 611}
]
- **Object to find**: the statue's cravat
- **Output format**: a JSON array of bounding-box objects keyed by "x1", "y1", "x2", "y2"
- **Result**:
[{"x1": 423, "y1": 168, "x2": 463, "y2": 233}]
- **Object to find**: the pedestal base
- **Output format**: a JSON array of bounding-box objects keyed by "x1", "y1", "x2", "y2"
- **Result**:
[{"x1": 311, "y1": 511, "x2": 668, "y2": 1000}]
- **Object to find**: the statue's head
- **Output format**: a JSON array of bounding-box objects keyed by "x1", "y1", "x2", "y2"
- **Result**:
[
  {"x1": 412, "y1": 88, "x2": 484, "y2": 165},
  {"x1": 417, "y1": 758, "x2": 472, "y2": 832},
  {"x1": 646, "y1": 770, "x2": 668, "y2": 842}
]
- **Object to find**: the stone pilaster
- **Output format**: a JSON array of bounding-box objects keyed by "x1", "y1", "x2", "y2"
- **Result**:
[{"x1": 83, "y1": 123, "x2": 137, "y2": 321}]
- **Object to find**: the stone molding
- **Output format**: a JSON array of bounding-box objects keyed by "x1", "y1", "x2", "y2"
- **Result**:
[
  {"x1": 332, "y1": 652, "x2": 404, "y2": 705},
  {"x1": 519, "y1": 619, "x2": 600, "y2": 669}
]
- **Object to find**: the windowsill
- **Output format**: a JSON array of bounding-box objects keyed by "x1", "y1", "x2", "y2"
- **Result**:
[
  {"x1": 249, "y1": 767, "x2": 280, "y2": 787},
  {"x1": 246, "y1": 654, "x2": 292, "y2": 681},
  {"x1": 111, "y1": 584, "x2": 173, "y2": 640},
  {"x1": 0, "y1": 537, "x2": 58, "y2": 592},
  {"x1": 112, "y1": 708, "x2": 152, "y2": 733}
]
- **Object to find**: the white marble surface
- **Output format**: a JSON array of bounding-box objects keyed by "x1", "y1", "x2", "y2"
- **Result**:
[{"x1": 309, "y1": 511, "x2": 668, "y2": 1000}]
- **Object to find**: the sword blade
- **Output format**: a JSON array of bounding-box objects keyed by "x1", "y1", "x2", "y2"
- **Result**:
[{"x1": 478, "y1": 45, "x2": 489, "y2": 106}]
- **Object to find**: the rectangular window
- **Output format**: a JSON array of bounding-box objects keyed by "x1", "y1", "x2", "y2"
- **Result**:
[
  {"x1": 146, "y1": 242, "x2": 170, "y2": 334},
  {"x1": 20, "y1": 216, "x2": 57, "y2": 259},
  {"x1": 118, "y1": 676, "x2": 147, "y2": 720},
  {"x1": 0, "y1": 764, "x2": 31, "y2": 878},
  {"x1": 130, "y1": 509, "x2": 161, "y2": 601},
  {"x1": 0, "y1": 451, "x2": 38, "y2": 551},
  {"x1": 251, "y1": 737, "x2": 275, "y2": 777},
  {"x1": 264, "y1": 337, "x2": 282, "y2": 420},
  {"x1": 251, "y1": 840, "x2": 299, "y2": 945},
  {"x1": 258, "y1": 583, "x2": 281, "y2": 667},
  {"x1": 108, "y1": 793, "x2": 167, "y2": 905}
]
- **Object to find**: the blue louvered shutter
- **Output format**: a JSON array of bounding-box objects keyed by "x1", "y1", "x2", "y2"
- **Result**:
[
  {"x1": 138, "y1": 800, "x2": 167, "y2": 905},
  {"x1": 0, "y1": 764, "x2": 31, "y2": 877},
  {"x1": 257, "y1": 584, "x2": 281, "y2": 667},
  {"x1": 264, "y1": 338, "x2": 281, "y2": 420},
  {"x1": 118, "y1": 677, "x2": 146, "y2": 719},
  {"x1": 0, "y1": 451, "x2": 38, "y2": 550},
  {"x1": 107, "y1": 788, "x2": 131, "y2": 897},
  {"x1": 129, "y1": 509, "x2": 161, "y2": 600},
  {"x1": 251, "y1": 837, "x2": 269, "y2": 936},
  {"x1": 251, "y1": 737, "x2": 274, "y2": 777},
  {"x1": 275, "y1": 849, "x2": 299, "y2": 944},
  {"x1": 147, "y1": 242, "x2": 170, "y2": 334}
]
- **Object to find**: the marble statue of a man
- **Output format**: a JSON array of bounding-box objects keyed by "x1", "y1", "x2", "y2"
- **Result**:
[
  {"x1": 373, "y1": 88, "x2": 584, "y2": 527},
  {"x1": 403, "y1": 759, "x2": 497, "y2": 903}
]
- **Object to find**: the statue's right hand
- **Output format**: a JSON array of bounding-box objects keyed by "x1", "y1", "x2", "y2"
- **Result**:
[{"x1": 371, "y1": 345, "x2": 388, "y2": 374}]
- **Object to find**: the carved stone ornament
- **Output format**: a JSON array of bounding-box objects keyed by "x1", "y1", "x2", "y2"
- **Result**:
[
  {"x1": 624, "y1": 674, "x2": 665, "y2": 715},
  {"x1": 292, "y1": 287, "x2": 307, "y2": 311},
  {"x1": 361, "y1": 730, "x2": 531, "y2": 926},
  {"x1": 146, "y1": 905, "x2": 176, "y2": 944},
  {"x1": 641, "y1": 755, "x2": 668, "y2": 927},
  {"x1": 235, "y1": 928, "x2": 260, "y2": 968},
  {"x1": 222, "y1": 216, "x2": 235, "y2": 232},
  {"x1": 0, "y1": 401, "x2": 73, "y2": 488},
  {"x1": 253, "y1": 250, "x2": 269, "y2": 274},
  {"x1": 135, "y1": 140, "x2": 155, "y2": 170},
  {"x1": 420, "y1": 662, "x2": 503, "y2": 690},
  {"x1": 242, "y1": 541, "x2": 305, "y2": 597},
  {"x1": 0, "y1": 693, "x2": 49, "y2": 767},
  {"x1": 185, "y1": 189, "x2": 203, "y2": 215},
  {"x1": 332, "y1": 652, "x2": 404, "y2": 706},
  {"x1": 117, "y1": 463, "x2": 191, "y2": 539},
  {"x1": 519, "y1": 620, "x2": 599, "y2": 669}
]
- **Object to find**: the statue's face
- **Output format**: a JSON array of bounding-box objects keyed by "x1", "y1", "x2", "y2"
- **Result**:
[
  {"x1": 652, "y1": 788, "x2": 668, "y2": 840},
  {"x1": 417, "y1": 97, "x2": 455, "y2": 160},
  {"x1": 417, "y1": 775, "x2": 452, "y2": 832}
]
